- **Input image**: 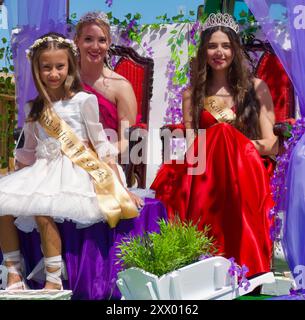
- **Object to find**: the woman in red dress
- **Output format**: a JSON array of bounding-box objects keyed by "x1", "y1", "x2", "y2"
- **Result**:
[{"x1": 151, "y1": 14, "x2": 278, "y2": 277}]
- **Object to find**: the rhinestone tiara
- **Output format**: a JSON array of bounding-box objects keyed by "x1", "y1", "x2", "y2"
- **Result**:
[
  {"x1": 79, "y1": 11, "x2": 110, "y2": 25},
  {"x1": 201, "y1": 13, "x2": 239, "y2": 34}
]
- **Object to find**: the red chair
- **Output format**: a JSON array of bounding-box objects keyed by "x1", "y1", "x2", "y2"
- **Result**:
[
  {"x1": 109, "y1": 45, "x2": 154, "y2": 188},
  {"x1": 245, "y1": 40, "x2": 296, "y2": 154},
  {"x1": 255, "y1": 51, "x2": 294, "y2": 122}
]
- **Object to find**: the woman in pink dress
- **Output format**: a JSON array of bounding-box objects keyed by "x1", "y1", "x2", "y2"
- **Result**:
[{"x1": 74, "y1": 11, "x2": 138, "y2": 158}]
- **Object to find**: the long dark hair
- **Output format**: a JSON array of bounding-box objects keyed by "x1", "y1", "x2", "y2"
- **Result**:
[
  {"x1": 191, "y1": 26, "x2": 261, "y2": 139},
  {"x1": 27, "y1": 32, "x2": 83, "y2": 122}
]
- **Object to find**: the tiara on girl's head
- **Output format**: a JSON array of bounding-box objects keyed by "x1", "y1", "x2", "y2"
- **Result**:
[
  {"x1": 25, "y1": 36, "x2": 78, "y2": 60},
  {"x1": 79, "y1": 11, "x2": 110, "y2": 25},
  {"x1": 201, "y1": 13, "x2": 239, "y2": 34}
]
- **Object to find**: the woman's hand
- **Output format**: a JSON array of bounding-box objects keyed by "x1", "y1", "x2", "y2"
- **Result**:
[{"x1": 126, "y1": 189, "x2": 144, "y2": 210}]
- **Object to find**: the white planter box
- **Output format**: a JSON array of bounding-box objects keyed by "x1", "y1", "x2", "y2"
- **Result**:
[{"x1": 117, "y1": 256, "x2": 275, "y2": 300}]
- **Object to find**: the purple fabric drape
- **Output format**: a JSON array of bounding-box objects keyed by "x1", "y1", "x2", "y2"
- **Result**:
[
  {"x1": 0, "y1": 198, "x2": 167, "y2": 300},
  {"x1": 281, "y1": 133, "x2": 305, "y2": 281},
  {"x1": 244, "y1": 0, "x2": 305, "y2": 114},
  {"x1": 6, "y1": 0, "x2": 67, "y2": 127},
  {"x1": 244, "y1": 0, "x2": 305, "y2": 286}
]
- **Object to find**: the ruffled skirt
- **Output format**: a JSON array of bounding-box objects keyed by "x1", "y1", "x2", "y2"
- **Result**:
[{"x1": 0, "y1": 154, "x2": 118, "y2": 232}]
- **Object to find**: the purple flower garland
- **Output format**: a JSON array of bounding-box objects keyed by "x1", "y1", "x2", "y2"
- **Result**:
[
  {"x1": 289, "y1": 288, "x2": 305, "y2": 299},
  {"x1": 228, "y1": 257, "x2": 250, "y2": 291},
  {"x1": 199, "y1": 255, "x2": 250, "y2": 291},
  {"x1": 164, "y1": 60, "x2": 185, "y2": 124},
  {"x1": 164, "y1": 22, "x2": 201, "y2": 124},
  {"x1": 270, "y1": 118, "x2": 305, "y2": 241}
]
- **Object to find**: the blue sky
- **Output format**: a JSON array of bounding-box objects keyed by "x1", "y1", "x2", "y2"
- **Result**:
[
  {"x1": 70, "y1": 0, "x2": 204, "y2": 23},
  {"x1": 1, "y1": 0, "x2": 285, "y2": 68},
  {"x1": 0, "y1": 0, "x2": 204, "y2": 67}
]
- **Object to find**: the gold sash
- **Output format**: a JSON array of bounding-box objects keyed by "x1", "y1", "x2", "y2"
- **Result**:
[
  {"x1": 39, "y1": 107, "x2": 139, "y2": 228},
  {"x1": 204, "y1": 96, "x2": 236, "y2": 124}
]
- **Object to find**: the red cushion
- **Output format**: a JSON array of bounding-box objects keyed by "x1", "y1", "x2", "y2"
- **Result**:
[
  {"x1": 164, "y1": 123, "x2": 186, "y2": 131},
  {"x1": 256, "y1": 52, "x2": 294, "y2": 122},
  {"x1": 132, "y1": 122, "x2": 147, "y2": 130},
  {"x1": 114, "y1": 57, "x2": 144, "y2": 122}
]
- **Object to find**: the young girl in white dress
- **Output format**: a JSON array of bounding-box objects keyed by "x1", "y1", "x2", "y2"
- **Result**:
[{"x1": 0, "y1": 33, "x2": 143, "y2": 291}]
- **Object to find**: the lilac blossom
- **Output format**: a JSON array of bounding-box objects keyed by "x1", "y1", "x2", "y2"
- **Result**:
[
  {"x1": 238, "y1": 265, "x2": 250, "y2": 291},
  {"x1": 290, "y1": 288, "x2": 305, "y2": 298},
  {"x1": 228, "y1": 257, "x2": 250, "y2": 291},
  {"x1": 163, "y1": 22, "x2": 200, "y2": 125},
  {"x1": 105, "y1": 0, "x2": 113, "y2": 7},
  {"x1": 164, "y1": 60, "x2": 187, "y2": 124},
  {"x1": 143, "y1": 42, "x2": 154, "y2": 58},
  {"x1": 120, "y1": 31, "x2": 133, "y2": 47},
  {"x1": 127, "y1": 19, "x2": 137, "y2": 32},
  {"x1": 190, "y1": 21, "x2": 200, "y2": 46},
  {"x1": 270, "y1": 118, "x2": 305, "y2": 242}
]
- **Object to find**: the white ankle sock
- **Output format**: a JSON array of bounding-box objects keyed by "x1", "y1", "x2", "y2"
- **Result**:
[
  {"x1": 44, "y1": 255, "x2": 63, "y2": 286},
  {"x1": 2, "y1": 250, "x2": 22, "y2": 275},
  {"x1": 2, "y1": 250, "x2": 21, "y2": 263}
]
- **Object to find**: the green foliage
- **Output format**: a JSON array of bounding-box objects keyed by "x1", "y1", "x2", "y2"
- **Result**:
[
  {"x1": 283, "y1": 123, "x2": 293, "y2": 138},
  {"x1": 166, "y1": 12, "x2": 208, "y2": 88},
  {"x1": 117, "y1": 218, "x2": 218, "y2": 277},
  {"x1": 0, "y1": 37, "x2": 16, "y2": 170},
  {"x1": 0, "y1": 37, "x2": 15, "y2": 95},
  {"x1": 238, "y1": 10, "x2": 260, "y2": 43}
]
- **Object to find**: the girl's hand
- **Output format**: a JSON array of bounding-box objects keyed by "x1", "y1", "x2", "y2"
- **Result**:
[
  {"x1": 126, "y1": 189, "x2": 144, "y2": 210},
  {"x1": 15, "y1": 160, "x2": 28, "y2": 171}
]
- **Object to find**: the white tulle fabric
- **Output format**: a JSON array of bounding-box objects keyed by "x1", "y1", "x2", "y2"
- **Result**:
[{"x1": 0, "y1": 92, "x2": 127, "y2": 232}]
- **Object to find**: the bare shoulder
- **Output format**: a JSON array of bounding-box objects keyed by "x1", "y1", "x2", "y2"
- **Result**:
[
  {"x1": 182, "y1": 87, "x2": 193, "y2": 118},
  {"x1": 182, "y1": 87, "x2": 192, "y2": 99},
  {"x1": 106, "y1": 69, "x2": 126, "y2": 81},
  {"x1": 253, "y1": 77, "x2": 270, "y2": 93},
  {"x1": 106, "y1": 70, "x2": 133, "y2": 91},
  {"x1": 103, "y1": 68, "x2": 127, "y2": 82},
  {"x1": 252, "y1": 77, "x2": 274, "y2": 112}
]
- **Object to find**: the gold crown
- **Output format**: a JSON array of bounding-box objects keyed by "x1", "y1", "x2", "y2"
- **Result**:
[{"x1": 201, "y1": 13, "x2": 239, "y2": 34}]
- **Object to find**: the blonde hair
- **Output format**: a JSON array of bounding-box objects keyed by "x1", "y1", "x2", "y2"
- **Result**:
[
  {"x1": 75, "y1": 16, "x2": 111, "y2": 44},
  {"x1": 28, "y1": 32, "x2": 83, "y2": 121},
  {"x1": 74, "y1": 12, "x2": 112, "y2": 70}
]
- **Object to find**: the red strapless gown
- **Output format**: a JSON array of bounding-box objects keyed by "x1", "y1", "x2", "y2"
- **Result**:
[{"x1": 151, "y1": 110, "x2": 273, "y2": 276}]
